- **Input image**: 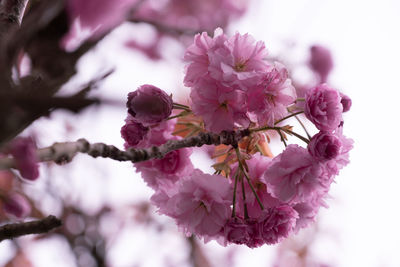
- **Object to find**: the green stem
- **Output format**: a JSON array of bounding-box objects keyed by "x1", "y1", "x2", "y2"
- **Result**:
[
  {"x1": 282, "y1": 128, "x2": 310, "y2": 144},
  {"x1": 231, "y1": 170, "x2": 239, "y2": 218},
  {"x1": 241, "y1": 175, "x2": 249, "y2": 219},
  {"x1": 274, "y1": 111, "x2": 304, "y2": 125},
  {"x1": 294, "y1": 115, "x2": 311, "y2": 139},
  {"x1": 277, "y1": 130, "x2": 287, "y2": 147},
  {"x1": 235, "y1": 148, "x2": 265, "y2": 211}
]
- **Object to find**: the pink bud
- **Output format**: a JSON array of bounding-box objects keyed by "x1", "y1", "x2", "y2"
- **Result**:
[
  {"x1": 121, "y1": 120, "x2": 148, "y2": 149},
  {"x1": 340, "y1": 93, "x2": 352, "y2": 112},
  {"x1": 127, "y1": 85, "x2": 173, "y2": 126},
  {"x1": 3, "y1": 193, "x2": 31, "y2": 218},
  {"x1": 10, "y1": 137, "x2": 39, "y2": 181}
]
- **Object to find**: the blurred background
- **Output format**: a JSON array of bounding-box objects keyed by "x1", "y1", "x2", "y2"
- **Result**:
[{"x1": 0, "y1": 0, "x2": 399, "y2": 266}]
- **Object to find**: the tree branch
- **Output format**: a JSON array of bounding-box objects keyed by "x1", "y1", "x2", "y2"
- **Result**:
[
  {"x1": 0, "y1": 215, "x2": 62, "y2": 242},
  {"x1": 0, "y1": 130, "x2": 250, "y2": 169}
]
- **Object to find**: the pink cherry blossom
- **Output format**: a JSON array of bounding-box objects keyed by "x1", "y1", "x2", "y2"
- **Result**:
[
  {"x1": 223, "y1": 217, "x2": 252, "y2": 246},
  {"x1": 127, "y1": 84, "x2": 173, "y2": 126},
  {"x1": 9, "y1": 137, "x2": 39, "y2": 181},
  {"x1": 304, "y1": 84, "x2": 343, "y2": 132},
  {"x1": 263, "y1": 144, "x2": 326, "y2": 204},
  {"x1": 183, "y1": 31, "x2": 222, "y2": 87},
  {"x1": 247, "y1": 63, "x2": 297, "y2": 126},
  {"x1": 322, "y1": 127, "x2": 354, "y2": 177},
  {"x1": 167, "y1": 169, "x2": 231, "y2": 238},
  {"x1": 308, "y1": 131, "x2": 343, "y2": 161},
  {"x1": 135, "y1": 143, "x2": 193, "y2": 190},
  {"x1": 190, "y1": 79, "x2": 249, "y2": 133},
  {"x1": 292, "y1": 196, "x2": 326, "y2": 233},
  {"x1": 208, "y1": 30, "x2": 268, "y2": 90},
  {"x1": 258, "y1": 205, "x2": 298, "y2": 245},
  {"x1": 3, "y1": 193, "x2": 31, "y2": 218}
]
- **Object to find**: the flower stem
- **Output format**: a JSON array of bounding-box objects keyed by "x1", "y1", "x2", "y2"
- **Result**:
[
  {"x1": 281, "y1": 128, "x2": 310, "y2": 144},
  {"x1": 235, "y1": 148, "x2": 265, "y2": 211},
  {"x1": 231, "y1": 170, "x2": 239, "y2": 218},
  {"x1": 241, "y1": 175, "x2": 249, "y2": 219},
  {"x1": 274, "y1": 111, "x2": 304, "y2": 125},
  {"x1": 294, "y1": 115, "x2": 311, "y2": 139}
]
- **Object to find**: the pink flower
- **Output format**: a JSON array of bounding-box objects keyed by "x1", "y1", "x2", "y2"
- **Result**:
[
  {"x1": 258, "y1": 205, "x2": 298, "y2": 245},
  {"x1": 127, "y1": 85, "x2": 173, "y2": 126},
  {"x1": 184, "y1": 31, "x2": 221, "y2": 87},
  {"x1": 9, "y1": 137, "x2": 39, "y2": 181},
  {"x1": 340, "y1": 93, "x2": 352, "y2": 112},
  {"x1": 121, "y1": 119, "x2": 148, "y2": 149},
  {"x1": 223, "y1": 217, "x2": 251, "y2": 245},
  {"x1": 264, "y1": 145, "x2": 326, "y2": 204},
  {"x1": 304, "y1": 84, "x2": 343, "y2": 132},
  {"x1": 190, "y1": 79, "x2": 249, "y2": 133},
  {"x1": 247, "y1": 63, "x2": 297, "y2": 126},
  {"x1": 292, "y1": 196, "x2": 325, "y2": 233},
  {"x1": 322, "y1": 127, "x2": 353, "y2": 177},
  {"x1": 135, "y1": 143, "x2": 193, "y2": 190},
  {"x1": 308, "y1": 131, "x2": 343, "y2": 161},
  {"x1": 208, "y1": 30, "x2": 268, "y2": 90},
  {"x1": 309, "y1": 45, "x2": 333, "y2": 83},
  {"x1": 2, "y1": 193, "x2": 31, "y2": 218},
  {"x1": 167, "y1": 169, "x2": 231, "y2": 238}
]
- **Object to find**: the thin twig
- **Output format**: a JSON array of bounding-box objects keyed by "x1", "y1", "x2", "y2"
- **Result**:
[{"x1": 0, "y1": 215, "x2": 62, "y2": 242}]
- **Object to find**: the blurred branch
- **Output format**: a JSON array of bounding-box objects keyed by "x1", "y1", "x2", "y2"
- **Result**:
[
  {"x1": 129, "y1": 17, "x2": 209, "y2": 36},
  {"x1": 0, "y1": 0, "x2": 29, "y2": 32},
  {"x1": 0, "y1": 129, "x2": 250, "y2": 169},
  {"x1": 0, "y1": 215, "x2": 61, "y2": 242},
  {"x1": 188, "y1": 236, "x2": 211, "y2": 267}
]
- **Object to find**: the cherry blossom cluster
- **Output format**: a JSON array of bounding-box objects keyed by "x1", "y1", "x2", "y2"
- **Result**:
[{"x1": 121, "y1": 29, "x2": 353, "y2": 247}]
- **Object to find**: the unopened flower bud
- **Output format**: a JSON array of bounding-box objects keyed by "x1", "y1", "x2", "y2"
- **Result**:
[
  {"x1": 340, "y1": 93, "x2": 352, "y2": 112},
  {"x1": 127, "y1": 84, "x2": 173, "y2": 126}
]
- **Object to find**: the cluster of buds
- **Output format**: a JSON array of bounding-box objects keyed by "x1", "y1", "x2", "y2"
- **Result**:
[{"x1": 121, "y1": 29, "x2": 353, "y2": 247}]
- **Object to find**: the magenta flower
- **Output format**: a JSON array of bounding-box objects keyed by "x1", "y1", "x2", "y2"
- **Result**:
[
  {"x1": 309, "y1": 45, "x2": 333, "y2": 83},
  {"x1": 121, "y1": 120, "x2": 148, "y2": 149},
  {"x1": 304, "y1": 84, "x2": 343, "y2": 132},
  {"x1": 3, "y1": 193, "x2": 31, "y2": 218},
  {"x1": 190, "y1": 79, "x2": 249, "y2": 133},
  {"x1": 223, "y1": 217, "x2": 252, "y2": 246},
  {"x1": 308, "y1": 131, "x2": 343, "y2": 161},
  {"x1": 247, "y1": 63, "x2": 297, "y2": 126},
  {"x1": 167, "y1": 169, "x2": 231, "y2": 238},
  {"x1": 9, "y1": 137, "x2": 39, "y2": 181},
  {"x1": 322, "y1": 127, "x2": 354, "y2": 177},
  {"x1": 264, "y1": 145, "x2": 326, "y2": 204},
  {"x1": 127, "y1": 85, "x2": 173, "y2": 126},
  {"x1": 258, "y1": 205, "x2": 298, "y2": 245}
]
